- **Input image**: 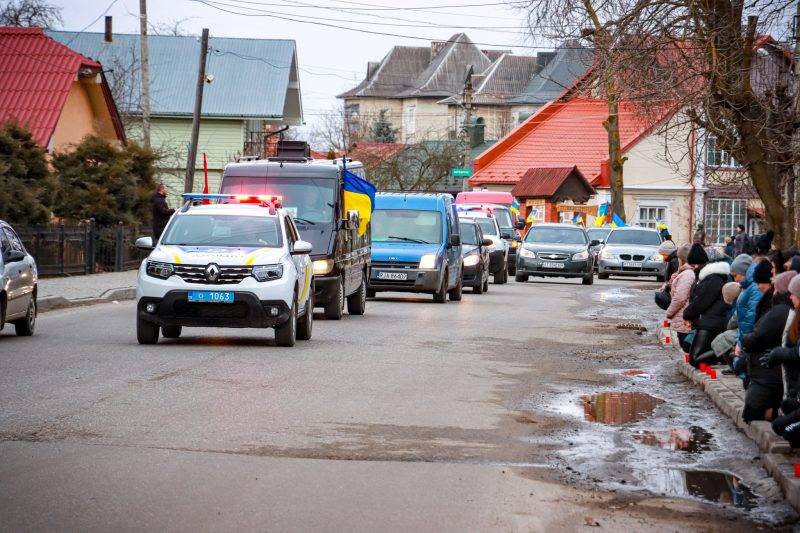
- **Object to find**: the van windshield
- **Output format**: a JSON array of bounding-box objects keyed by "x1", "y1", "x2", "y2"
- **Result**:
[
  {"x1": 492, "y1": 208, "x2": 513, "y2": 230},
  {"x1": 221, "y1": 176, "x2": 335, "y2": 225},
  {"x1": 372, "y1": 209, "x2": 442, "y2": 244}
]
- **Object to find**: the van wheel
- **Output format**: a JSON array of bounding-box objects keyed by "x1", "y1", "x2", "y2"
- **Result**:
[
  {"x1": 448, "y1": 273, "x2": 463, "y2": 301},
  {"x1": 297, "y1": 293, "x2": 313, "y2": 341},
  {"x1": 275, "y1": 299, "x2": 297, "y2": 347},
  {"x1": 347, "y1": 276, "x2": 367, "y2": 315},
  {"x1": 494, "y1": 267, "x2": 508, "y2": 285},
  {"x1": 162, "y1": 325, "x2": 182, "y2": 338},
  {"x1": 515, "y1": 273, "x2": 529, "y2": 282},
  {"x1": 137, "y1": 317, "x2": 159, "y2": 344},
  {"x1": 324, "y1": 277, "x2": 344, "y2": 320},
  {"x1": 14, "y1": 296, "x2": 36, "y2": 336},
  {"x1": 433, "y1": 270, "x2": 448, "y2": 303}
]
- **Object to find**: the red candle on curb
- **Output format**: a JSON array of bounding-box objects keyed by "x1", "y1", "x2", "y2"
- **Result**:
[
  {"x1": 684, "y1": 354, "x2": 690, "y2": 362},
  {"x1": 794, "y1": 464, "x2": 800, "y2": 478},
  {"x1": 663, "y1": 320, "x2": 670, "y2": 327},
  {"x1": 708, "y1": 369, "x2": 717, "y2": 379},
  {"x1": 699, "y1": 363, "x2": 709, "y2": 371},
  {"x1": 665, "y1": 336, "x2": 671, "y2": 344}
]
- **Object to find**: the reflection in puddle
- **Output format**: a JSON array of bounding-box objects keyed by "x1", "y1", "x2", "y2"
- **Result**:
[
  {"x1": 645, "y1": 469, "x2": 755, "y2": 509},
  {"x1": 581, "y1": 392, "x2": 664, "y2": 425},
  {"x1": 634, "y1": 426, "x2": 713, "y2": 453}
]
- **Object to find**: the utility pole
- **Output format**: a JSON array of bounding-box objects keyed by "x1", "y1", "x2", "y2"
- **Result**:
[
  {"x1": 461, "y1": 66, "x2": 474, "y2": 192},
  {"x1": 139, "y1": 0, "x2": 151, "y2": 149},
  {"x1": 185, "y1": 28, "x2": 210, "y2": 194}
]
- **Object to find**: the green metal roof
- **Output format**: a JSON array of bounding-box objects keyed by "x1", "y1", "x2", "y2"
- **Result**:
[{"x1": 48, "y1": 31, "x2": 299, "y2": 119}]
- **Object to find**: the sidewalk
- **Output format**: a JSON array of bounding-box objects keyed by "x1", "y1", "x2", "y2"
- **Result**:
[{"x1": 37, "y1": 270, "x2": 138, "y2": 312}]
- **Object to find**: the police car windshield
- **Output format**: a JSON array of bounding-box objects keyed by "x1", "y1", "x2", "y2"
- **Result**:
[
  {"x1": 221, "y1": 177, "x2": 335, "y2": 224},
  {"x1": 162, "y1": 215, "x2": 282, "y2": 248},
  {"x1": 372, "y1": 209, "x2": 442, "y2": 244},
  {"x1": 606, "y1": 229, "x2": 662, "y2": 246},
  {"x1": 525, "y1": 227, "x2": 587, "y2": 244}
]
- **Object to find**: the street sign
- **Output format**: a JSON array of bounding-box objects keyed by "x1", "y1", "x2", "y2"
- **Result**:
[{"x1": 451, "y1": 167, "x2": 472, "y2": 178}]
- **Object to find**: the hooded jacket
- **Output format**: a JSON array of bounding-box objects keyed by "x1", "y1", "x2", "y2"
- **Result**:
[
  {"x1": 682, "y1": 261, "x2": 731, "y2": 331},
  {"x1": 743, "y1": 292, "x2": 793, "y2": 387},
  {"x1": 737, "y1": 261, "x2": 764, "y2": 344},
  {"x1": 665, "y1": 264, "x2": 695, "y2": 333}
]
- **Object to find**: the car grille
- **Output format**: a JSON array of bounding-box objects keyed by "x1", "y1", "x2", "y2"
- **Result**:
[
  {"x1": 537, "y1": 253, "x2": 570, "y2": 261},
  {"x1": 371, "y1": 261, "x2": 418, "y2": 269},
  {"x1": 619, "y1": 254, "x2": 646, "y2": 261},
  {"x1": 172, "y1": 300, "x2": 249, "y2": 319},
  {"x1": 173, "y1": 264, "x2": 252, "y2": 284}
]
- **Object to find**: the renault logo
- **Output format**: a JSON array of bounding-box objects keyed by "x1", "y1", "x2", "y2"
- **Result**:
[{"x1": 205, "y1": 263, "x2": 220, "y2": 282}]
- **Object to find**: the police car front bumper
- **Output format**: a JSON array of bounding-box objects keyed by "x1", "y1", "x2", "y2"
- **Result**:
[{"x1": 138, "y1": 290, "x2": 292, "y2": 328}]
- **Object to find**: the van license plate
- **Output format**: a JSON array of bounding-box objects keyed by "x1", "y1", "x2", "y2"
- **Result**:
[
  {"x1": 376, "y1": 271, "x2": 408, "y2": 280},
  {"x1": 623, "y1": 262, "x2": 643, "y2": 268},
  {"x1": 541, "y1": 261, "x2": 564, "y2": 269},
  {"x1": 187, "y1": 291, "x2": 235, "y2": 303}
]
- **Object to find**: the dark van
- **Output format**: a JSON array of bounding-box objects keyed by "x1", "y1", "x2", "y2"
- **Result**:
[{"x1": 219, "y1": 146, "x2": 370, "y2": 319}]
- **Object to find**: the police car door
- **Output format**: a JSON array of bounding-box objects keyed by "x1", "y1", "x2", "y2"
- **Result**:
[{"x1": 285, "y1": 216, "x2": 312, "y2": 306}]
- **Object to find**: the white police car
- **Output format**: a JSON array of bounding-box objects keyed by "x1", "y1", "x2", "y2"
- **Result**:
[{"x1": 135, "y1": 194, "x2": 314, "y2": 347}]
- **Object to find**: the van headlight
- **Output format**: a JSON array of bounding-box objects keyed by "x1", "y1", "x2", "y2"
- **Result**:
[
  {"x1": 313, "y1": 259, "x2": 334, "y2": 275},
  {"x1": 463, "y1": 254, "x2": 481, "y2": 267},
  {"x1": 252, "y1": 264, "x2": 284, "y2": 282},
  {"x1": 519, "y1": 248, "x2": 536, "y2": 259},
  {"x1": 418, "y1": 254, "x2": 437, "y2": 269},
  {"x1": 572, "y1": 250, "x2": 589, "y2": 261},
  {"x1": 146, "y1": 260, "x2": 174, "y2": 279}
]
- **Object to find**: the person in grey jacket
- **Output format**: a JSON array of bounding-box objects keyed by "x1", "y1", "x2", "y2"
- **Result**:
[{"x1": 734, "y1": 224, "x2": 749, "y2": 257}]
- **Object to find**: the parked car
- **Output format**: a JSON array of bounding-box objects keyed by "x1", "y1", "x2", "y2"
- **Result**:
[
  {"x1": 135, "y1": 196, "x2": 314, "y2": 346},
  {"x1": 586, "y1": 227, "x2": 612, "y2": 270},
  {"x1": 0, "y1": 220, "x2": 38, "y2": 336},
  {"x1": 597, "y1": 226, "x2": 667, "y2": 281},
  {"x1": 457, "y1": 209, "x2": 508, "y2": 284},
  {"x1": 459, "y1": 218, "x2": 491, "y2": 294},
  {"x1": 368, "y1": 193, "x2": 462, "y2": 303},
  {"x1": 219, "y1": 141, "x2": 370, "y2": 320},
  {"x1": 515, "y1": 223, "x2": 597, "y2": 285}
]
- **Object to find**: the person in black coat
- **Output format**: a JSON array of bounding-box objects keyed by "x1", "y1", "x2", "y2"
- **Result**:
[
  {"x1": 152, "y1": 183, "x2": 175, "y2": 241},
  {"x1": 740, "y1": 261, "x2": 789, "y2": 422},
  {"x1": 683, "y1": 244, "x2": 731, "y2": 367}
]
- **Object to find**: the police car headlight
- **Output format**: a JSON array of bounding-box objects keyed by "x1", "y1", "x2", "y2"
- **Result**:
[
  {"x1": 313, "y1": 259, "x2": 334, "y2": 275},
  {"x1": 463, "y1": 254, "x2": 481, "y2": 267},
  {"x1": 418, "y1": 254, "x2": 437, "y2": 269},
  {"x1": 519, "y1": 248, "x2": 536, "y2": 259},
  {"x1": 252, "y1": 264, "x2": 284, "y2": 282},
  {"x1": 572, "y1": 250, "x2": 589, "y2": 261},
  {"x1": 146, "y1": 261, "x2": 174, "y2": 279}
]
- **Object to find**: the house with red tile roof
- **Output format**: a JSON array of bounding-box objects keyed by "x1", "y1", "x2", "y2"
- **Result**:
[
  {"x1": 0, "y1": 27, "x2": 124, "y2": 151},
  {"x1": 468, "y1": 96, "x2": 699, "y2": 244}
]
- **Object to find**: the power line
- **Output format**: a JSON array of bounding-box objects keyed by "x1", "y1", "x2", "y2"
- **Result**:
[{"x1": 63, "y1": 0, "x2": 121, "y2": 47}]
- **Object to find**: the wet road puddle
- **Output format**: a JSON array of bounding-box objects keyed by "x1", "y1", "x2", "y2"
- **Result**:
[
  {"x1": 620, "y1": 369, "x2": 655, "y2": 380},
  {"x1": 581, "y1": 391, "x2": 664, "y2": 425},
  {"x1": 644, "y1": 469, "x2": 755, "y2": 509},
  {"x1": 634, "y1": 426, "x2": 713, "y2": 453}
]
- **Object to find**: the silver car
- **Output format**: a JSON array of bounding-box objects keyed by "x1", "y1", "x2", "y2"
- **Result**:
[
  {"x1": 597, "y1": 226, "x2": 668, "y2": 282},
  {"x1": 1, "y1": 221, "x2": 38, "y2": 336}
]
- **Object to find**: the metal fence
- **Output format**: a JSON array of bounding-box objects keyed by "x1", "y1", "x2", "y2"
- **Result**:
[{"x1": 15, "y1": 222, "x2": 151, "y2": 277}]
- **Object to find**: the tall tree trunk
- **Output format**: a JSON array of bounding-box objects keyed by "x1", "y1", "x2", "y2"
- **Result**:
[{"x1": 604, "y1": 97, "x2": 627, "y2": 222}]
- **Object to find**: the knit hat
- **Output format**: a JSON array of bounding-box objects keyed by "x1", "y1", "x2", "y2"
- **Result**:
[
  {"x1": 730, "y1": 254, "x2": 753, "y2": 276},
  {"x1": 658, "y1": 240, "x2": 677, "y2": 256},
  {"x1": 756, "y1": 230, "x2": 775, "y2": 255},
  {"x1": 790, "y1": 273, "x2": 800, "y2": 297},
  {"x1": 753, "y1": 259, "x2": 773, "y2": 284},
  {"x1": 677, "y1": 243, "x2": 692, "y2": 262},
  {"x1": 722, "y1": 281, "x2": 742, "y2": 305},
  {"x1": 791, "y1": 255, "x2": 800, "y2": 274},
  {"x1": 687, "y1": 243, "x2": 709, "y2": 265},
  {"x1": 775, "y1": 271, "x2": 797, "y2": 295}
]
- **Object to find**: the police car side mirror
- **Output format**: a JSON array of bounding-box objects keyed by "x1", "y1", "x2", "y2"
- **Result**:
[
  {"x1": 135, "y1": 236, "x2": 154, "y2": 250},
  {"x1": 292, "y1": 240, "x2": 313, "y2": 255},
  {"x1": 515, "y1": 220, "x2": 525, "y2": 230},
  {"x1": 449, "y1": 234, "x2": 461, "y2": 247}
]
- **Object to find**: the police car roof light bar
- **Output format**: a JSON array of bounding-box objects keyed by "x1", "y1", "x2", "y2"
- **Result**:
[{"x1": 180, "y1": 193, "x2": 283, "y2": 214}]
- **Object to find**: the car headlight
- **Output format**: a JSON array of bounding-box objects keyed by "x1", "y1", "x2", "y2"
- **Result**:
[
  {"x1": 252, "y1": 264, "x2": 284, "y2": 282},
  {"x1": 463, "y1": 254, "x2": 481, "y2": 267},
  {"x1": 313, "y1": 259, "x2": 334, "y2": 275},
  {"x1": 600, "y1": 249, "x2": 614, "y2": 260},
  {"x1": 572, "y1": 250, "x2": 589, "y2": 261},
  {"x1": 519, "y1": 248, "x2": 536, "y2": 259},
  {"x1": 418, "y1": 253, "x2": 437, "y2": 269},
  {"x1": 146, "y1": 260, "x2": 174, "y2": 279},
  {"x1": 511, "y1": 240, "x2": 519, "y2": 249},
  {"x1": 651, "y1": 253, "x2": 668, "y2": 261}
]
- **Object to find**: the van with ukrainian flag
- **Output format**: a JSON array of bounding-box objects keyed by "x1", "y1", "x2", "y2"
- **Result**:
[{"x1": 219, "y1": 141, "x2": 375, "y2": 320}]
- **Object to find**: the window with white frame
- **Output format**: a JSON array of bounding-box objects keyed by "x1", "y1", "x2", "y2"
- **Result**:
[
  {"x1": 404, "y1": 106, "x2": 416, "y2": 142},
  {"x1": 704, "y1": 198, "x2": 746, "y2": 245},
  {"x1": 637, "y1": 205, "x2": 667, "y2": 229},
  {"x1": 706, "y1": 135, "x2": 741, "y2": 168}
]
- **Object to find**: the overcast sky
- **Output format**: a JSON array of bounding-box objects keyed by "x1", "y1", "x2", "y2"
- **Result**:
[{"x1": 53, "y1": 0, "x2": 549, "y2": 133}]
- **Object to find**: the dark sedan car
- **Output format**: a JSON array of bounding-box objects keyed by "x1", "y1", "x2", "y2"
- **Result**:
[
  {"x1": 459, "y1": 219, "x2": 491, "y2": 294},
  {"x1": 514, "y1": 223, "x2": 598, "y2": 285}
]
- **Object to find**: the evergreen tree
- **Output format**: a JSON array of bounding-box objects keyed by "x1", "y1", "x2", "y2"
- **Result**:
[
  {"x1": 0, "y1": 122, "x2": 53, "y2": 224},
  {"x1": 369, "y1": 109, "x2": 398, "y2": 143}
]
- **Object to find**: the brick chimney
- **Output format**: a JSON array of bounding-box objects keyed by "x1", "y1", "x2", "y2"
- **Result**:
[
  {"x1": 104, "y1": 16, "x2": 112, "y2": 43},
  {"x1": 430, "y1": 40, "x2": 446, "y2": 60},
  {"x1": 366, "y1": 61, "x2": 380, "y2": 80}
]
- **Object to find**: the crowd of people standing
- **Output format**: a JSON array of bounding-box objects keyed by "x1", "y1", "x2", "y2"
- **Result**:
[{"x1": 658, "y1": 228, "x2": 800, "y2": 445}]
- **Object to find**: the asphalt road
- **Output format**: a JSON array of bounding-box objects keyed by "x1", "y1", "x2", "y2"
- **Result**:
[{"x1": 0, "y1": 278, "x2": 780, "y2": 531}]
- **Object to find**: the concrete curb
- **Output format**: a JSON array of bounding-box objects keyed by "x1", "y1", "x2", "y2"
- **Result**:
[
  {"x1": 38, "y1": 287, "x2": 136, "y2": 313},
  {"x1": 675, "y1": 356, "x2": 800, "y2": 510}
]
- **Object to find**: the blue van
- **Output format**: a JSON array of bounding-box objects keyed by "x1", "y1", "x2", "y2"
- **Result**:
[{"x1": 367, "y1": 193, "x2": 462, "y2": 303}]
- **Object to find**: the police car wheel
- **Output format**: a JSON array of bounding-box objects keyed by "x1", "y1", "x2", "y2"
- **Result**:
[
  {"x1": 162, "y1": 325, "x2": 182, "y2": 338},
  {"x1": 137, "y1": 317, "x2": 159, "y2": 345},
  {"x1": 494, "y1": 267, "x2": 508, "y2": 285},
  {"x1": 297, "y1": 293, "x2": 313, "y2": 341},
  {"x1": 324, "y1": 278, "x2": 344, "y2": 320},
  {"x1": 275, "y1": 299, "x2": 297, "y2": 347},
  {"x1": 347, "y1": 276, "x2": 367, "y2": 315}
]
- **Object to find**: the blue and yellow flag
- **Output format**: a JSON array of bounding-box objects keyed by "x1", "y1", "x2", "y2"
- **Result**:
[
  {"x1": 510, "y1": 198, "x2": 520, "y2": 215},
  {"x1": 610, "y1": 213, "x2": 626, "y2": 228},
  {"x1": 343, "y1": 169, "x2": 376, "y2": 236},
  {"x1": 572, "y1": 212, "x2": 584, "y2": 226},
  {"x1": 594, "y1": 203, "x2": 609, "y2": 227}
]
